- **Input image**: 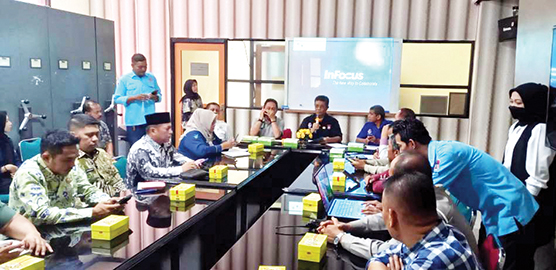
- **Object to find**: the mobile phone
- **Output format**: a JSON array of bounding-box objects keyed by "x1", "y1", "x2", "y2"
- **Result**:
[
  {"x1": 118, "y1": 194, "x2": 133, "y2": 204},
  {"x1": 195, "y1": 158, "x2": 207, "y2": 166}
]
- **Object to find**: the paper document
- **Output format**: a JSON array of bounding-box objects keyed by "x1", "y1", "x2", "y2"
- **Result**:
[
  {"x1": 327, "y1": 143, "x2": 347, "y2": 148},
  {"x1": 223, "y1": 148, "x2": 251, "y2": 158}
]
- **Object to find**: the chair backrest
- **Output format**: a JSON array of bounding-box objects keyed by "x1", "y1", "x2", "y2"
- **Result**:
[
  {"x1": 19, "y1": 138, "x2": 42, "y2": 161},
  {"x1": 479, "y1": 234, "x2": 505, "y2": 270},
  {"x1": 282, "y1": 128, "x2": 292, "y2": 139},
  {"x1": 113, "y1": 156, "x2": 127, "y2": 179}
]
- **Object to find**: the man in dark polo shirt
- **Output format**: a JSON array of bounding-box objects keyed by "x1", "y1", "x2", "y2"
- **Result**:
[{"x1": 299, "y1": 95, "x2": 342, "y2": 143}]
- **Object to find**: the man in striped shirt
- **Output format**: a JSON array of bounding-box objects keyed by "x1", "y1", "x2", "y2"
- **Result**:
[{"x1": 367, "y1": 172, "x2": 480, "y2": 270}]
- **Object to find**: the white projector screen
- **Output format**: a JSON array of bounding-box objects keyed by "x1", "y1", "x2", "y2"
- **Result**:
[{"x1": 285, "y1": 38, "x2": 402, "y2": 113}]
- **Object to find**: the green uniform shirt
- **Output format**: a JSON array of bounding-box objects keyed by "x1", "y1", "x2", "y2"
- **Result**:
[
  {"x1": 9, "y1": 155, "x2": 110, "y2": 225},
  {"x1": 76, "y1": 148, "x2": 126, "y2": 197},
  {"x1": 0, "y1": 202, "x2": 15, "y2": 228}
]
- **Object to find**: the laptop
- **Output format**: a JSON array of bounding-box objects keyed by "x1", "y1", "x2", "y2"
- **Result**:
[{"x1": 314, "y1": 164, "x2": 367, "y2": 220}]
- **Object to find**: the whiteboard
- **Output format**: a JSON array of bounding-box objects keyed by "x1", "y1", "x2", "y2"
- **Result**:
[{"x1": 285, "y1": 38, "x2": 402, "y2": 113}]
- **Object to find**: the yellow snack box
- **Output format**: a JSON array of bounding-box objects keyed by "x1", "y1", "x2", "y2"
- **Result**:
[
  {"x1": 298, "y1": 233, "x2": 327, "y2": 262},
  {"x1": 258, "y1": 266, "x2": 286, "y2": 270},
  {"x1": 209, "y1": 165, "x2": 228, "y2": 179},
  {"x1": 332, "y1": 172, "x2": 346, "y2": 184},
  {"x1": 302, "y1": 210, "x2": 318, "y2": 219},
  {"x1": 332, "y1": 158, "x2": 345, "y2": 171},
  {"x1": 331, "y1": 171, "x2": 346, "y2": 192},
  {"x1": 298, "y1": 259, "x2": 327, "y2": 270},
  {"x1": 91, "y1": 215, "x2": 129, "y2": 241},
  {"x1": 248, "y1": 143, "x2": 264, "y2": 153},
  {"x1": 169, "y1": 183, "x2": 196, "y2": 201},
  {"x1": 170, "y1": 197, "x2": 195, "y2": 212},
  {"x1": 302, "y1": 193, "x2": 322, "y2": 213},
  {"x1": 209, "y1": 176, "x2": 228, "y2": 183},
  {"x1": 0, "y1": 255, "x2": 44, "y2": 270},
  {"x1": 91, "y1": 230, "x2": 131, "y2": 256}
]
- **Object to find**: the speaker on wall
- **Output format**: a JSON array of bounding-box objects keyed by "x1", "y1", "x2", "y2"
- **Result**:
[{"x1": 499, "y1": 16, "x2": 518, "y2": 41}]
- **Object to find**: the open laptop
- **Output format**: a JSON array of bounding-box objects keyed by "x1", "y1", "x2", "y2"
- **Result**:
[{"x1": 314, "y1": 164, "x2": 367, "y2": 220}]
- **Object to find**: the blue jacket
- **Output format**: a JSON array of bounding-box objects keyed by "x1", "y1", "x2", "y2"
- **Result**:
[{"x1": 178, "y1": 131, "x2": 223, "y2": 160}]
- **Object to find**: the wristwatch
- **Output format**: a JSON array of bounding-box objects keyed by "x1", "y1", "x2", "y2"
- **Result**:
[{"x1": 334, "y1": 232, "x2": 346, "y2": 246}]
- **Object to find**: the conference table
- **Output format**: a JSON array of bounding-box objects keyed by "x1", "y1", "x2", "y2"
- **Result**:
[{"x1": 32, "y1": 144, "x2": 375, "y2": 269}]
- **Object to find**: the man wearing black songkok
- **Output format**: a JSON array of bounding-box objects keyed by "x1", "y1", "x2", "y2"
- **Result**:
[{"x1": 126, "y1": 112, "x2": 199, "y2": 189}]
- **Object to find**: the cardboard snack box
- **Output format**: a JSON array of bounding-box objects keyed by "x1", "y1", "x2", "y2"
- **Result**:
[{"x1": 91, "y1": 215, "x2": 130, "y2": 241}]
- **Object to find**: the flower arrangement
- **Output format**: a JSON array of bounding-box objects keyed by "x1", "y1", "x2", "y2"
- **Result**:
[{"x1": 296, "y1": 129, "x2": 313, "y2": 140}]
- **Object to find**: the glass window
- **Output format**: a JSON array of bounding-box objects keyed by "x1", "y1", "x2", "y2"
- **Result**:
[
  {"x1": 227, "y1": 82, "x2": 251, "y2": 108},
  {"x1": 227, "y1": 41, "x2": 251, "y2": 80},
  {"x1": 255, "y1": 83, "x2": 285, "y2": 108},
  {"x1": 254, "y1": 41, "x2": 285, "y2": 81}
]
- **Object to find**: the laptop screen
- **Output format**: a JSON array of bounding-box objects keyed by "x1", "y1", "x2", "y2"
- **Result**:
[{"x1": 314, "y1": 164, "x2": 334, "y2": 211}]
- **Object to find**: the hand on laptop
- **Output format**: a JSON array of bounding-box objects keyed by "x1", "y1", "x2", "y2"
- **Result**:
[
  {"x1": 361, "y1": 200, "x2": 382, "y2": 215},
  {"x1": 350, "y1": 158, "x2": 366, "y2": 170}
]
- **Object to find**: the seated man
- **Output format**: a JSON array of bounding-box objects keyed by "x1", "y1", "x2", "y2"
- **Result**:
[
  {"x1": 249, "y1": 98, "x2": 284, "y2": 139},
  {"x1": 9, "y1": 130, "x2": 122, "y2": 225},
  {"x1": 351, "y1": 128, "x2": 399, "y2": 175},
  {"x1": 367, "y1": 172, "x2": 480, "y2": 269},
  {"x1": 299, "y1": 95, "x2": 342, "y2": 143},
  {"x1": 319, "y1": 151, "x2": 477, "y2": 259},
  {"x1": 69, "y1": 114, "x2": 127, "y2": 197},
  {"x1": 127, "y1": 112, "x2": 198, "y2": 188},
  {"x1": 356, "y1": 105, "x2": 392, "y2": 146},
  {"x1": 205, "y1": 102, "x2": 232, "y2": 141},
  {"x1": 0, "y1": 201, "x2": 52, "y2": 260},
  {"x1": 374, "y1": 108, "x2": 415, "y2": 160},
  {"x1": 391, "y1": 119, "x2": 539, "y2": 269},
  {"x1": 83, "y1": 100, "x2": 113, "y2": 156}
]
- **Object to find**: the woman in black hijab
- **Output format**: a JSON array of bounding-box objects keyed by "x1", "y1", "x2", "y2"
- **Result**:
[
  {"x1": 503, "y1": 83, "x2": 556, "y2": 249},
  {"x1": 180, "y1": 79, "x2": 203, "y2": 129},
  {"x1": 0, "y1": 111, "x2": 21, "y2": 194}
]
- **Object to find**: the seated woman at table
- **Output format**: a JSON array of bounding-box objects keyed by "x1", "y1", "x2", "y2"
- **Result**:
[
  {"x1": 0, "y1": 111, "x2": 21, "y2": 194},
  {"x1": 178, "y1": 109, "x2": 236, "y2": 160}
]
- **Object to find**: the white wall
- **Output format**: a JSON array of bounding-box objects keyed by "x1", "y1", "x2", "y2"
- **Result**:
[{"x1": 515, "y1": 0, "x2": 556, "y2": 85}]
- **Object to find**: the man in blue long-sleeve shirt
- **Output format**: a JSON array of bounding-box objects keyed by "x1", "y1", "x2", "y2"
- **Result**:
[
  {"x1": 114, "y1": 53, "x2": 162, "y2": 146},
  {"x1": 390, "y1": 119, "x2": 539, "y2": 270}
]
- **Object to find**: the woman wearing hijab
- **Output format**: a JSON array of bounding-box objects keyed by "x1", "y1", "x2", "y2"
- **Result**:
[
  {"x1": 0, "y1": 111, "x2": 21, "y2": 194},
  {"x1": 178, "y1": 109, "x2": 236, "y2": 160},
  {"x1": 504, "y1": 82, "x2": 556, "y2": 250},
  {"x1": 180, "y1": 79, "x2": 203, "y2": 129}
]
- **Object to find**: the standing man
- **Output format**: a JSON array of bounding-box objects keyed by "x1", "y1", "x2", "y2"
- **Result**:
[
  {"x1": 83, "y1": 100, "x2": 113, "y2": 156},
  {"x1": 299, "y1": 95, "x2": 342, "y2": 143},
  {"x1": 114, "y1": 53, "x2": 162, "y2": 146},
  {"x1": 390, "y1": 119, "x2": 539, "y2": 270}
]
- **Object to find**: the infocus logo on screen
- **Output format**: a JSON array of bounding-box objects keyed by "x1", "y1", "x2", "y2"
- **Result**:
[{"x1": 323, "y1": 70, "x2": 364, "y2": 80}]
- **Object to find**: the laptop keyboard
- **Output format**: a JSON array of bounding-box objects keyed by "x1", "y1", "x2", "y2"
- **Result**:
[{"x1": 331, "y1": 199, "x2": 364, "y2": 218}]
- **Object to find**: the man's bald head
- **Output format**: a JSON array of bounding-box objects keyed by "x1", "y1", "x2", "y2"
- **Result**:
[
  {"x1": 383, "y1": 172, "x2": 437, "y2": 225},
  {"x1": 390, "y1": 150, "x2": 432, "y2": 178}
]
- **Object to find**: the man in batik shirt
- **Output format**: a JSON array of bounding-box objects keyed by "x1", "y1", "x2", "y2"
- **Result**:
[
  {"x1": 126, "y1": 112, "x2": 198, "y2": 189},
  {"x1": 69, "y1": 114, "x2": 126, "y2": 197},
  {"x1": 9, "y1": 130, "x2": 123, "y2": 225}
]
